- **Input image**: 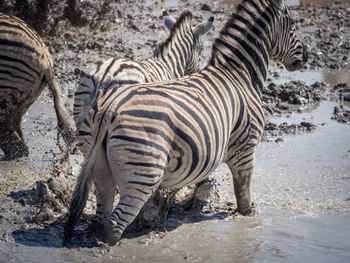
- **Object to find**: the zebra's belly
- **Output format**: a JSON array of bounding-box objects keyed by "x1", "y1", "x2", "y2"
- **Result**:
[{"x1": 161, "y1": 149, "x2": 226, "y2": 190}]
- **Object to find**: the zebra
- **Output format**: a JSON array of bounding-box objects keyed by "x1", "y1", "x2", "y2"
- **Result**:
[
  {"x1": 0, "y1": 13, "x2": 75, "y2": 160},
  {"x1": 64, "y1": 0, "x2": 308, "y2": 245},
  {"x1": 73, "y1": 11, "x2": 214, "y2": 133}
]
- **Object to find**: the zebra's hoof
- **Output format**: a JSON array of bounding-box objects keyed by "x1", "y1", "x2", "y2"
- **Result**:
[
  {"x1": 87, "y1": 218, "x2": 104, "y2": 235},
  {"x1": 103, "y1": 219, "x2": 122, "y2": 246},
  {"x1": 234, "y1": 202, "x2": 256, "y2": 216},
  {"x1": 4, "y1": 145, "x2": 29, "y2": 160}
]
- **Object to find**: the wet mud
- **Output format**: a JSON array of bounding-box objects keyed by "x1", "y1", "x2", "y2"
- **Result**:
[{"x1": 1, "y1": 0, "x2": 350, "y2": 262}]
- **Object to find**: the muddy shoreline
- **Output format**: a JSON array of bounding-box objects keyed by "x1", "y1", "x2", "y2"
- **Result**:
[{"x1": 1, "y1": 0, "x2": 350, "y2": 262}]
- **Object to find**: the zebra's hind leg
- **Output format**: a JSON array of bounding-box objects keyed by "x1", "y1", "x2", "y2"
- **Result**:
[
  {"x1": 90, "y1": 147, "x2": 116, "y2": 233},
  {"x1": 104, "y1": 186, "x2": 161, "y2": 245},
  {"x1": 0, "y1": 122, "x2": 29, "y2": 160},
  {"x1": 227, "y1": 149, "x2": 255, "y2": 215},
  {"x1": 103, "y1": 163, "x2": 163, "y2": 245}
]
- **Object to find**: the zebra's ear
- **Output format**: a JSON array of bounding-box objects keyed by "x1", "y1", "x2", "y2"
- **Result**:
[
  {"x1": 163, "y1": 10, "x2": 176, "y2": 30},
  {"x1": 270, "y1": 0, "x2": 285, "y2": 10},
  {"x1": 193, "y1": 16, "x2": 214, "y2": 37}
]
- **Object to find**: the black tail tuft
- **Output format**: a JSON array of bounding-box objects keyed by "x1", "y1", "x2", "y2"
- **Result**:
[
  {"x1": 63, "y1": 183, "x2": 90, "y2": 246},
  {"x1": 63, "y1": 221, "x2": 73, "y2": 246}
]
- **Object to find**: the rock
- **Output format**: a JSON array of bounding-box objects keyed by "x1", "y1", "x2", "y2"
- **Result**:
[
  {"x1": 262, "y1": 81, "x2": 327, "y2": 116},
  {"x1": 332, "y1": 104, "x2": 350, "y2": 124},
  {"x1": 331, "y1": 83, "x2": 350, "y2": 101},
  {"x1": 18, "y1": 198, "x2": 26, "y2": 206},
  {"x1": 275, "y1": 138, "x2": 284, "y2": 143},
  {"x1": 132, "y1": 189, "x2": 175, "y2": 231},
  {"x1": 194, "y1": 181, "x2": 216, "y2": 202},
  {"x1": 262, "y1": 120, "x2": 317, "y2": 141},
  {"x1": 34, "y1": 207, "x2": 55, "y2": 224},
  {"x1": 201, "y1": 4, "x2": 212, "y2": 11}
]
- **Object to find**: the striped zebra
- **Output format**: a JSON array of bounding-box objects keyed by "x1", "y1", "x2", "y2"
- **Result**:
[
  {"x1": 73, "y1": 11, "x2": 214, "y2": 133},
  {"x1": 64, "y1": 0, "x2": 308, "y2": 245},
  {"x1": 0, "y1": 13, "x2": 74, "y2": 160}
]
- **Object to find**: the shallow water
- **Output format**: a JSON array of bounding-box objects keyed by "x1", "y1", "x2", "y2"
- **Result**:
[
  {"x1": 1, "y1": 73, "x2": 349, "y2": 263},
  {"x1": 288, "y1": 0, "x2": 350, "y2": 5}
]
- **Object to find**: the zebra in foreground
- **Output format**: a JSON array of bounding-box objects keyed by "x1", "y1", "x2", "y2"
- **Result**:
[
  {"x1": 64, "y1": 0, "x2": 308, "y2": 245},
  {"x1": 73, "y1": 10, "x2": 213, "y2": 229},
  {"x1": 73, "y1": 11, "x2": 214, "y2": 133},
  {"x1": 0, "y1": 13, "x2": 74, "y2": 160}
]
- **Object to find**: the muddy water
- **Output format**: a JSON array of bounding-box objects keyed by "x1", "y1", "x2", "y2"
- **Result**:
[
  {"x1": 3, "y1": 85, "x2": 349, "y2": 263},
  {"x1": 1, "y1": 77, "x2": 349, "y2": 263},
  {"x1": 252, "y1": 99, "x2": 350, "y2": 262},
  {"x1": 289, "y1": 0, "x2": 350, "y2": 4}
]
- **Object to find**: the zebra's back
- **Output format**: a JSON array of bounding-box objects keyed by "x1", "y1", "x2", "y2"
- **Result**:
[{"x1": 73, "y1": 57, "x2": 172, "y2": 128}]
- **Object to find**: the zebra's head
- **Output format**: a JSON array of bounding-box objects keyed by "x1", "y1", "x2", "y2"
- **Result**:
[
  {"x1": 270, "y1": 0, "x2": 308, "y2": 71},
  {"x1": 156, "y1": 11, "x2": 214, "y2": 76}
]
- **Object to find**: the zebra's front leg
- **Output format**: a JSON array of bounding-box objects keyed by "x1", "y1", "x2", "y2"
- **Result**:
[{"x1": 227, "y1": 150, "x2": 255, "y2": 215}]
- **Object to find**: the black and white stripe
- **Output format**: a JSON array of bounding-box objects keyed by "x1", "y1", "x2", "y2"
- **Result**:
[
  {"x1": 0, "y1": 13, "x2": 74, "y2": 160},
  {"x1": 73, "y1": 11, "x2": 214, "y2": 131},
  {"x1": 64, "y1": 0, "x2": 308, "y2": 245}
]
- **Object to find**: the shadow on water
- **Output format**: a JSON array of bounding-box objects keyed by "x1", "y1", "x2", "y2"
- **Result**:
[
  {"x1": 9, "y1": 189, "x2": 41, "y2": 206},
  {"x1": 11, "y1": 204, "x2": 234, "y2": 249},
  {"x1": 11, "y1": 221, "x2": 101, "y2": 249}
]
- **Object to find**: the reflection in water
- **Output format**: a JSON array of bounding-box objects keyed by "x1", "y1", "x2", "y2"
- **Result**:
[
  {"x1": 323, "y1": 70, "x2": 350, "y2": 85},
  {"x1": 253, "y1": 213, "x2": 350, "y2": 263},
  {"x1": 299, "y1": 0, "x2": 350, "y2": 4},
  {"x1": 218, "y1": 0, "x2": 350, "y2": 5},
  {"x1": 285, "y1": 0, "x2": 350, "y2": 5},
  {"x1": 271, "y1": 68, "x2": 350, "y2": 86}
]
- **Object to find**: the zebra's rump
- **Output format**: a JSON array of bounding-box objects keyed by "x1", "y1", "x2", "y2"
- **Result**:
[
  {"x1": 81, "y1": 76, "x2": 231, "y2": 189},
  {"x1": 0, "y1": 13, "x2": 49, "y2": 117}
]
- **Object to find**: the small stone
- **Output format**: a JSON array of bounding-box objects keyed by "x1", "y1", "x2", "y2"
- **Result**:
[
  {"x1": 275, "y1": 137, "x2": 284, "y2": 143},
  {"x1": 200, "y1": 4, "x2": 212, "y2": 11},
  {"x1": 35, "y1": 207, "x2": 55, "y2": 224},
  {"x1": 18, "y1": 198, "x2": 26, "y2": 206}
]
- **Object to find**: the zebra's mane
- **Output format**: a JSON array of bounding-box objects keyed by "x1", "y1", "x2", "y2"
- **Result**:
[
  {"x1": 154, "y1": 10, "x2": 193, "y2": 57},
  {"x1": 210, "y1": 0, "x2": 271, "y2": 65}
]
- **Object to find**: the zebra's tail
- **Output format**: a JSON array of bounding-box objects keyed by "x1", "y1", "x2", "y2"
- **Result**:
[
  {"x1": 45, "y1": 70, "x2": 76, "y2": 145},
  {"x1": 63, "y1": 118, "x2": 107, "y2": 246}
]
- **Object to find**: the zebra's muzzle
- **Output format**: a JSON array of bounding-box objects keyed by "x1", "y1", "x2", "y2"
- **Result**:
[{"x1": 286, "y1": 44, "x2": 308, "y2": 72}]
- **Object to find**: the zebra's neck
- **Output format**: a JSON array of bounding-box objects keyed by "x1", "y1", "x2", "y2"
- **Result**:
[
  {"x1": 154, "y1": 12, "x2": 194, "y2": 78},
  {"x1": 210, "y1": 0, "x2": 274, "y2": 97}
]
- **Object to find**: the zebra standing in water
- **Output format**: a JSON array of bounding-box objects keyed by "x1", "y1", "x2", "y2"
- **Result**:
[
  {"x1": 73, "y1": 11, "x2": 214, "y2": 133},
  {"x1": 0, "y1": 13, "x2": 74, "y2": 160},
  {"x1": 64, "y1": 0, "x2": 308, "y2": 245}
]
